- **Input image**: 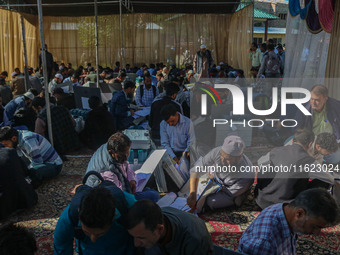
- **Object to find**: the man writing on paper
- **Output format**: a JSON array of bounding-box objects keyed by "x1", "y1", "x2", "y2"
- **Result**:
[
  {"x1": 187, "y1": 136, "x2": 254, "y2": 211},
  {"x1": 160, "y1": 104, "x2": 194, "y2": 164}
]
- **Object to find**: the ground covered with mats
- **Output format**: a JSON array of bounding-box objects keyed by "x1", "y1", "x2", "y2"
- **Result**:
[{"x1": 1, "y1": 143, "x2": 340, "y2": 254}]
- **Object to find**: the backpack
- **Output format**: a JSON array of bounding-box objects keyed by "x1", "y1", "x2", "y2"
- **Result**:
[
  {"x1": 265, "y1": 53, "x2": 281, "y2": 73},
  {"x1": 68, "y1": 171, "x2": 128, "y2": 255},
  {"x1": 139, "y1": 84, "x2": 156, "y2": 100}
]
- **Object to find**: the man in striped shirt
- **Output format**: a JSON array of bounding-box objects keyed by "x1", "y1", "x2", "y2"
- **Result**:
[{"x1": 0, "y1": 126, "x2": 62, "y2": 188}]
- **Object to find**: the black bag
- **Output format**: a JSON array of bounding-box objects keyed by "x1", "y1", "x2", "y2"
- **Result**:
[{"x1": 68, "y1": 171, "x2": 129, "y2": 255}]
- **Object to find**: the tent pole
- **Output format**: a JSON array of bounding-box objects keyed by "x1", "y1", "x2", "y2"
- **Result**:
[
  {"x1": 37, "y1": 0, "x2": 54, "y2": 146},
  {"x1": 252, "y1": 0, "x2": 254, "y2": 43},
  {"x1": 94, "y1": 0, "x2": 99, "y2": 88},
  {"x1": 20, "y1": 16, "x2": 30, "y2": 92},
  {"x1": 119, "y1": 0, "x2": 123, "y2": 68}
]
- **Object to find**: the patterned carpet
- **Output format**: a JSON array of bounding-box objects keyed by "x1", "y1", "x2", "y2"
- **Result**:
[
  {"x1": 201, "y1": 189, "x2": 340, "y2": 254},
  {"x1": 2, "y1": 145, "x2": 340, "y2": 254}
]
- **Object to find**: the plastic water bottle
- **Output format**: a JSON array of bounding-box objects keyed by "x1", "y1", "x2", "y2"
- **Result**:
[
  {"x1": 138, "y1": 150, "x2": 144, "y2": 164},
  {"x1": 128, "y1": 149, "x2": 134, "y2": 164}
]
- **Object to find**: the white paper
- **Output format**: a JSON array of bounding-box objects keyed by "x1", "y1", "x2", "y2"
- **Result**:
[
  {"x1": 135, "y1": 172, "x2": 151, "y2": 193},
  {"x1": 134, "y1": 150, "x2": 166, "y2": 192},
  {"x1": 157, "y1": 192, "x2": 177, "y2": 207},
  {"x1": 81, "y1": 97, "x2": 91, "y2": 109}
]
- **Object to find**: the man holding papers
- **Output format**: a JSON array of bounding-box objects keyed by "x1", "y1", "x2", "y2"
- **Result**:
[{"x1": 187, "y1": 136, "x2": 254, "y2": 211}]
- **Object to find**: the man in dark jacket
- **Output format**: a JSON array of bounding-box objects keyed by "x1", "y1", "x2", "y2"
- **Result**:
[
  {"x1": 39, "y1": 44, "x2": 54, "y2": 80},
  {"x1": 149, "y1": 83, "x2": 182, "y2": 141},
  {"x1": 32, "y1": 97, "x2": 79, "y2": 155},
  {"x1": 0, "y1": 148, "x2": 38, "y2": 219},
  {"x1": 256, "y1": 129, "x2": 334, "y2": 209},
  {"x1": 80, "y1": 96, "x2": 115, "y2": 150},
  {"x1": 110, "y1": 81, "x2": 136, "y2": 130},
  {"x1": 295, "y1": 85, "x2": 340, "y2": 163},
  {"x1": 193, "y1": 44, "x2": 214, "y2": 79}
]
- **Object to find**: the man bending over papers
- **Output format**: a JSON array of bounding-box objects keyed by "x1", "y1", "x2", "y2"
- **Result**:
[
  {"x1": 126, "y1": 200, "x2": 213, "y2": 255},
  {"x1": 187, "y1": 136, "x2": 254, "y2": 211},
  {"x1": 160, "y1": 104, "x2": 194, "y2": 164},
  {"x1": 85, "y1": 133, "x2": 159, "y2": 202}
]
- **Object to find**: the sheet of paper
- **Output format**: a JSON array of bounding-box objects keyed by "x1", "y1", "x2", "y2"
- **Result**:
[
  {"x1": 157, "y1": 192, "x2": 177, "y2": 207},
  {"x1": 134, "y1": 107, "x2": 151, "y2": 117},
  {"x1": 134, "y1": 150, "x2": 166, "y2": 192},
  {"x1": 81, "y1": 97, "x2": 90, "y2": 109},
  {"x1": 169, "y1": 197, "x2": 191, "y2": 212},
  {"x1": 135, "y1": 173, "x2": 151, "y2": 193}
]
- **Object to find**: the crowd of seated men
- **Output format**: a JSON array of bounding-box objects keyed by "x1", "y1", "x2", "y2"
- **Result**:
[{"x1": 1, "y1": 44, "x2": 340, "y2": 254}]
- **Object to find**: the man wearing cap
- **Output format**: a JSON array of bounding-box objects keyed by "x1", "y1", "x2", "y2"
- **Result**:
[
  {"x1": 1, "y1": 91, "x2": 34, "y2": 127},
  {"x1": 187, "y1": 136, "x2": 254, "y2": 211},
  {"x1": 48, "y1": 73, "x2": 64, "y2": 94},
  {"x1": 193, "y1": 45, "x2": 214, "y2": 79}
]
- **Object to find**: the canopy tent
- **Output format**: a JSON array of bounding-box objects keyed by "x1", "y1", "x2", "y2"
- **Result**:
[
  {"x1": 3, "y1": 0, "x2": 242, "y2": 16},
  {"x1": 0, "y1": 0, "x2": 254, "y2": 146}
]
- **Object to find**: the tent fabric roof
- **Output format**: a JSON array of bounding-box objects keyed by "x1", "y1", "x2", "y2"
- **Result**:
[
  {"x1": 236, "y1": 3, "x2": 279, "y2": 19},
  {"x1": 2, "y1": 0, "x2": 246, "y2": 16}
]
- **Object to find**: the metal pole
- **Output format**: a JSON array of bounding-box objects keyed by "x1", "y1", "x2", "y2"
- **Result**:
[
  {"x1": 119, "y1": 0, "x2": 123, "y2": 68},
  {"x1": 37, "y1": 0, "x2": 54, "y2": 146},
  {"x1": 20, "y1": 16, "x2": 30, "y2": 92},
  {"x1": 94, "y1": 0, "x2": 99, "y2": 88},
  {"x1": 252, "y1": 0, "x2": 255, "y2": 43}
]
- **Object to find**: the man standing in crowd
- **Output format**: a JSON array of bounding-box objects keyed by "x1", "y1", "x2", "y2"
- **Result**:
[
  {"x1": 0, "y1": 126, "x2": 63, "y2": 188},
  {"x1": 187, "y1": 136, "x2": 254, "y2": 211},
  {"x1": 193, "y1": 44, "x2": 214, "y2": 79},
  {"x1": 39, "y1": 44, "x2": 54, "y2": 80},
  {"x1": 249, "y1": 42, "x2": 261, "y2": 69},
  {"x1": 239, "y1": 188, "x2": 339, "y2": 255},
  {"x1": 126, "y1": 200, "x2": 214, "y2": 255}
]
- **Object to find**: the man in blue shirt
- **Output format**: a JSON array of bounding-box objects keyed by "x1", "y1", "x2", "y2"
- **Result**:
[
  {"x1": 2, "y1": 91, "x2": 34, "y2": 126},
  {"x1": 238, "y1": 188, "x2": 338, "y2": 255},
  {"x1": 160, "y1": 104, "x2": 194, "y2": 164},
  {"x1": 135, "y1": 74, "x2": 159, "y2": 107},
  {"x1": 54, "y1": 186, "x2": 136, "y2": 255}
]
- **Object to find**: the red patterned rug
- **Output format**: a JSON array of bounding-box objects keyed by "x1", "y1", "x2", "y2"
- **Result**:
[
  {"x1": 200, "y1": 190, "x2": 340, "y2": 254},
  {"x1": 2, "y1": 154, "x2": 340, "y2": 254}
]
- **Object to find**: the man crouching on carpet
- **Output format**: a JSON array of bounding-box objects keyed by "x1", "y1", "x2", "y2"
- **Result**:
[{"x1": 238, "y1": 188, "x2": 339, "y2": 255}]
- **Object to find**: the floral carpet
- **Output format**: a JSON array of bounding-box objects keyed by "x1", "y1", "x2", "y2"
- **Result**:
[{"x1": 2, "y1": 149, "x2": 340, "y2": 254}]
